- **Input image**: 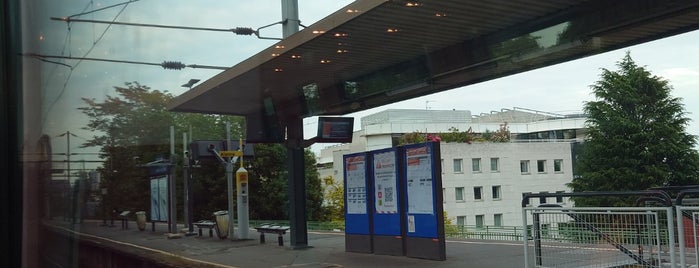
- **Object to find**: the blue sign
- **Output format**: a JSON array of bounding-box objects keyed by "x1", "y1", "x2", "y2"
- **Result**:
[
  {"x1": 403, "y1": 142, "x2": 441, "y2": 238},
  {"x1": 371, "y1": 148, "x2": 401, "y2": 236},
  {"x1": 344, "y1": 152, "x2": 371, "y2": 235}
]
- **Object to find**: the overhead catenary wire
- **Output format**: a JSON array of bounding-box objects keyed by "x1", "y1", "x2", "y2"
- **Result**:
[
  {"x1": 67, "y1": 0, "x2": 141, "y2": 19},
  {"x1": 24, "y1": 53, "x2": 229, "y2": 70},
  {"x1": 52, "y1": 17, "x2": 256, "y2": 36}
]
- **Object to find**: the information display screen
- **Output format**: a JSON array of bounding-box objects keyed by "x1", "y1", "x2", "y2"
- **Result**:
[{"x1": 317, "y1": 117, "x2": 354, "y2": 143}]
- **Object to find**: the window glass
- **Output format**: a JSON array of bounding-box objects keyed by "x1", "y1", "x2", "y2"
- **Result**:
[
  {"x1": 473, "y1": 186, "x2": 482, "y2": 200},
  {"x1": 520, "y1": 160, "x2": 530, "y2": 173},
  {"x1": 455, "y1": 187, "x2": 464, "y2": 201},
  {"x1": 475, "y1": 215, "x2": 484, "y2": 228},
  {"x1": 490, "y1": 158, "x2": 499, "y2": 172},
  {"x1": 453, "y1": 158, "x2": 463, "y2": 173},
  {"x1": 537, "y1": 160, "x2": 546, "y2": 173},
  {"x1": 472, "y1": 158, "x2": 481, "y2": 172},
  {"x1": 492, "y1": 185, "x2": 501, "y2": 199},
  {"x1": 456, "y1": 216, "x2": 466, "y2": 226},
  {"x1": 554, "y1": 159, "x2": 563, "y2": 172},
  {"x1": 494, "y1": 214, "x2": 503, "y2": 227}
]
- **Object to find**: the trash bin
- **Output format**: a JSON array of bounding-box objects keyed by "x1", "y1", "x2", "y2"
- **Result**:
[
  {"x1": 135, "y1": 211, "x2": 146, "y2": 231},
  {"x1": 213, "y1": 211, "x2": 229, "y2": 239}
]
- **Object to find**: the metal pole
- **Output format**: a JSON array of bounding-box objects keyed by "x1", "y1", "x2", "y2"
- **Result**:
[
  {"x1": 281, "y1": 0, "x2": 299, "y2": 38},
  {"x1": 677, "y1": 206, "x2": 686, "y2": 268},
  {"x1": 281, "y1": 0, "x2": 308, "y2": 249},
  {"x1": 169, "y1": 126, "x2": 177, "y2": 234},
  {"x1": 226, "y1": 122, "x2": 236, "y2": 240},
  {"x1": 183, "y1": 133, "x2": 194, "y2": 235}
]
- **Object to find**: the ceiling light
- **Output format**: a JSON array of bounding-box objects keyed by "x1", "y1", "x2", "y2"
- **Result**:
[
  {"x1": 312, "y1": 30, "x2": 326, "y2": 34},
  {"x1": 387, "y1": 28, "x2": 400, "y2": 33},
  {"x1": 333, "y1": 32, "x2": 348, "y2": 37},
  {"x1": 337, "y1": 49, "x2": 349, "y2": 54},
  {"x1": 346, "y1": 9, "x2": 360, "y2": 13},
  {"x1": 275, "y1": 45, "x2": 285, "y2": 49},
  {"x1": 405, "y1": 2, "x2": 422, "y2": 7},
  {"x1": 320, "y1": 60, "x2": 331, "y2": 64},
  {"x1": 271, "y1": 53, "x2": 280, "y2": 57},
  {"x1": 274, "y1": 68, "x2": 283, "y2": 72},
  {"x1": 435, "y1": 12, "x2": 447, "y2": 17},
  {"x1": 291, "y1": 55, "x2": 302, "y2": 59}
]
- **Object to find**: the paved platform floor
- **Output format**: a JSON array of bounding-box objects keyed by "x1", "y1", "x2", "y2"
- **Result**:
[{"x1": 54, "y1": 220, "x2": 528, "y2": 268}]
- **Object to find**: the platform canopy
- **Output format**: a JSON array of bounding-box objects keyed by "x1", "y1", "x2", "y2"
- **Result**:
[{"x1": 169, "y1": 0, "x2": 699, "y2": 142}]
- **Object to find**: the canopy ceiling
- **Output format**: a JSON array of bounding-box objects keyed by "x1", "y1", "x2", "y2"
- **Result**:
[{"x1": 169, "y1": 0, "x2": 699, "y2": 142}]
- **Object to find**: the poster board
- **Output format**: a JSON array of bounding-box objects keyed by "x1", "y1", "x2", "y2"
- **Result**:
[
  {"x1": 402, "y1": 142, "x2": 445, "y2": 260},
  {"x1": 371, "y1": 148, "x2": 404, "y2": 256},
  {"x1": 344, "y1": 152, "x2": 372, "y2": 253},
  {"x1": 150, "y1": 175, "x2": 168, "y2": 222}
]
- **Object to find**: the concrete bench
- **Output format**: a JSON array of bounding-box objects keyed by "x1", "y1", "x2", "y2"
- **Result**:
[
  {"x1": 193, "y1": 220, "x2": 217, "y2": 237},
  {"x1": 254, "y1": 224, "x2": 290, "y2": 246},
  {"x1": 119, "y1": 211, "x2": 131, "y2": 229}
]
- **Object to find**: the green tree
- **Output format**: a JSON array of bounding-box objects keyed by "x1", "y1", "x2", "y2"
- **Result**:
[
  {"x1": 568, "y1": 53, "x2": 699, "y2": 206},
  {"x1": 247, "y1": 145, "x2": 325, "y2": 221},
  {"x1": 322, "y1": 176, "x2": 345, "y2": 221},
  {"x1": 304, "y1": 149, "x2": 325, "y2": 221},
  {"x1": 248, "y1": 143, "x2": 288, "y2": 220},
  {"x1": 79, "y1": 82, "x2": 244, "y2": 217},
  {"x1": 81, "y1": 82, "x2": 327, "y2": 221}
]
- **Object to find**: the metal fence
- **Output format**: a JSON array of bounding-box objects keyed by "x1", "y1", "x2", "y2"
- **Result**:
[
  {"x1": 522, "y1": 206, "x2": 674, "y2": 268},
  {"x1": 519, "y1": 191, "x2": 680, "y2": 268}
]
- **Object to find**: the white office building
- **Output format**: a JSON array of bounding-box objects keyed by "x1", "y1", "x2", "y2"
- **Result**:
[{"x1": 317, "y1": 108, "x2": 587, "y2": 226}]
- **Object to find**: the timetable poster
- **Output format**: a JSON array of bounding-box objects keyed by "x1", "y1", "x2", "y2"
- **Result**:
[
  {"x1": 405, "y1": 145, "x2": 434, "y2": 214},
  {"x1": 345, "y1": 155, "x2": 367, "y2": 214},
  {"x1": 374, "y1": 151, "x2": 398, "y2": 214}
]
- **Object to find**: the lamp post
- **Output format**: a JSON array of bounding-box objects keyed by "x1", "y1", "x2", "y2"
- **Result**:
[{"x1": 181, "y1": 80, "x2": 198, "y2": 236}]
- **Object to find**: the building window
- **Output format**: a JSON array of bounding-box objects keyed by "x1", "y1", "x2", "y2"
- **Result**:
[
  {"x1": 455, "y1": 187, "x2": 465, "y2": 201},
  {"x1": 490, "y1": 157, "x2": 499, "y2": 172},
  {"x1": 453, "y1": 158, "x2": 463, "y2": 173},
  {"x1": 556, "y1": 190, "x2": 565, "y2": 203},
  {"x1": 494, "y1": 214, "x2": 503, "y2": 227},
  {"x1": 520, "y1": 160, "x2": 530, "y2": 174},
  {"x1": 537, "y1": 160, "x2": 546, "y2": 173},
  {"x1": 554, "y1": 159, "x2": 563, "y2": 173},
  {"x1": 472, "y1": 158, "x2": 481, "y2": 172},
  {"x1": 492, "y1": 185, "x2": 501, "y2": 200},
  {"x1": 475, "y1": 215, "x2": 484, "y2": 228},
  {"x1": 443, "y1": 188, "x2": 446, "y2": 203},
  {"x1": 474, "y1": 186, "x2": 482, "y2": 200},
  {"x1": 456, "y1": 216, "x2": 465, "y2": 226}
]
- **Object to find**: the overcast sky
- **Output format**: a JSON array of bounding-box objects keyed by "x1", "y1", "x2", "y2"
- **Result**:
[{"x1": 37, "y1": 0, "x2": 699, "y2": 160}]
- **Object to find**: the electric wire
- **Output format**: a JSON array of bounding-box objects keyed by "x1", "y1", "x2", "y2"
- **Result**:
[{"x1": 45, "y1": 1, "x2": 135, "y2": 128}]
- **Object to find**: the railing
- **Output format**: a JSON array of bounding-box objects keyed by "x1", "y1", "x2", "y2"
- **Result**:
[{"x1": 446, "y1": 224, "x2": 525, "y2": 241}]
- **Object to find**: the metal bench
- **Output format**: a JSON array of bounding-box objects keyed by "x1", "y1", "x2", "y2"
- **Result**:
[
  {"x1": 119, "y1": 211, "x2": 131, "y2": 229},
  {"x1": 254, "y1": 224, "x2": 290, "y2": 246},
  {"x1": 193, "y1": 220, "x2": 217, "y2": 237}
]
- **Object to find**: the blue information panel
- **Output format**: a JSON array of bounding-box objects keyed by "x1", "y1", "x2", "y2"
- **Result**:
[
  {"x1": 344, "y1": 152, "x2": 371, "y2": 235},
  {"x1": 402, "y1": 142, "x2": 445, "y2": 260},
  {"x1": 371, "y1": 148, "x2": 401, "y2": 236},
  {"x1": 403, "y1": 143, "x2": 440, "y2": 237}
]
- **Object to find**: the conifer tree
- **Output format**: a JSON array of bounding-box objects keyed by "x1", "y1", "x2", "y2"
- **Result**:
[{"x1": 569, "y1": 52, "x2": 699, "y2": 206}]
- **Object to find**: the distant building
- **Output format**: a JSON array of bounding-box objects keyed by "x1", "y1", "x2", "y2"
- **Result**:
[{"x1": 317, "y1": 108, "x2": 587, "y2": 226}]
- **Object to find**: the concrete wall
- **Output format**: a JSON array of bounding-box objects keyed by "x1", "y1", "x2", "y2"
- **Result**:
[{"x1": 440, "y1": 142, "x2": 573, "y2": 226}]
